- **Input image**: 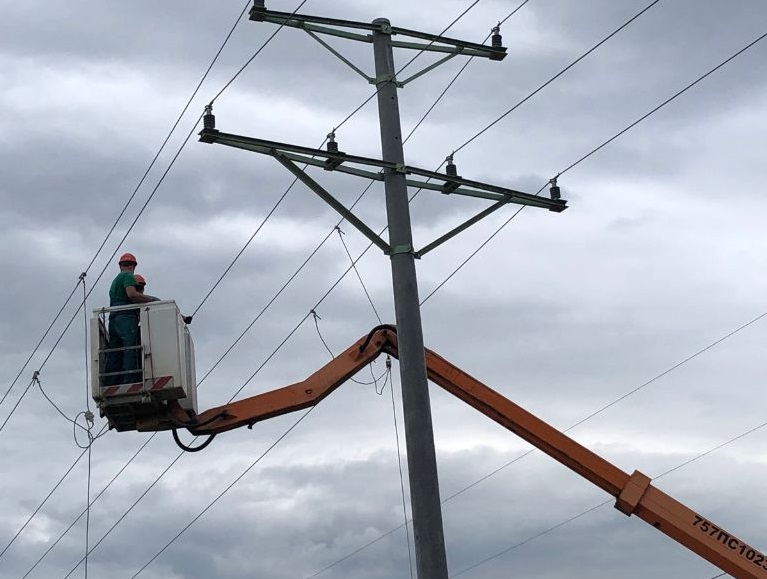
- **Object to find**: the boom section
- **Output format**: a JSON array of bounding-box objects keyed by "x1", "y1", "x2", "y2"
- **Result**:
[
  {"x1": 388, "y1": 335, "x2": 766, "y2": 579},
  {"x1": 183, "y1": 328, "x2": 390, "y2": 435},
  {"x1": 175, "y1": 327, "x2": 765, "y2": 578}
]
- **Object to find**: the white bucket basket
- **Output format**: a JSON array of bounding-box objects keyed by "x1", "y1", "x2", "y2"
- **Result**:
[{"x1": 91, "y1": 300, "x2": 197, "y2": 431}]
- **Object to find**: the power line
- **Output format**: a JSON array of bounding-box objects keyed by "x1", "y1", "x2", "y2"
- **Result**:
[
  {"x1": 4, "y1": 0, "x2": 325, "y2": 568},
  {"x1": 422, "y1": 28, "x2": 767, "y2": 305},
  {"x1": 557, "y1": 29, "x2": 767, "y2": 177},
  {"x1": 78, "y1": 11, "x2": 767, "y2": 579},
  {"x1": 450, "y1": 419, "x2": 767, "y2": 577},
  {"x1": 335, "y1": 226, "x2": 383, "y2": 324},
  {"x1": 453, "y1": 0, "x2": 664, "y2": 154},
  {"x1": 296, "y1": 305, "x2": 767, "y2": 578},
  {"x1": 388, "y1": 367, "x2": 415, "y2": 579},
  {"x1": 57, "y1": 246, "x2": 396, "y2": 577},
  {"x1": 403, "y1": 0, "x2": 533, "y2": 145},
  {"x1": 127, "y1": 408, "x2": 318, "y2": 579},
  {"x1": 6, "y1": 3, "x2": 688, "y2": 576},
  {"x1": 60, "y1": 248, "x2": 388, "y2": 578},
  {"x1": 4, "y1": 0, "x2": 318, "y2": 438},
  {"x1": 0, "y1": 0, "x2": 320, "y2": 438},
  {"x1": 106, "y1": 15, "x2": 763, "y2": 579},
  {"x1": 10, "y1": 160, "x2": 374, "y2": 579},
  {"x1": 0, "y1": 280, "x2": 79, "y2": 408},
  {"x1": 16, "y1": 3, "x2": 491, "y2": 569},
  {"x1": 0, "y1": 0, "x2": 253, "y2": 414}
]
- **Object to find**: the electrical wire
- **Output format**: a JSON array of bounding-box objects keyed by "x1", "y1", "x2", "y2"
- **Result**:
[
  {"x1": 403, "y1": 0, "x2": 534, "y2": 144},
  {"x1": 231, "y1": 10, "x2": 767, "y2": 579},
  {"x1": 421, "y1": 28, "x2": 767, "y2": 305},
  {"x1": 557, "y1": 29, "x2": 767, "y2": 177},
  {"x1": 0, "y1": 442, "x2": 87, "y2": 560},
  {"x1": 9, "y1": 2, "x2": 688, "y2": 576},
  {"x1": 192, "y1": 0, "x2": 488, "y2": 318},
  {"x1": 83, "y1": 443, "x2": 93, "y2": 579},
  {"x1": 450, "y1": 419, "x2": 767, "y2": 577},
  {"x1": 195, "y1": 184, "x2": 374, "y2": 386},
  {"x1": 190, "y1": 178, "x2": 298, "y2": 317},
  {"x1": 296, "y1": 307, "x2": 767, "y2": 578},
  {"x1": 332, "y1": 0, "x2": 484, "y2": 135},
  {"x1": 31, "y1": 373, "x2": 87, "y2": 435},
  {"x1": 335, "y1": 226, "x2": 383, "y2": 324},
  {"x1": 453, "y1": 0, "x2": 663, "y2": 154},
  {"x1": 59, "y1": 247, "x2": 394, "y2": 578},
  {"x1": 16, "y1": 427, "x2": 144, "y2": 579},
  {"x1": 209, "y1": 0, "x2": 311, "y2": 104},
  {"x1": 126, "y1": 407, "x2": 318, "y2": 579},
  {"x1": 0, "y1": 0, "x2": 314, "y2": 435},
  {"x1": 388, "y1": 363, "x2": 415, "y2": 579},
  {"x1": 11, "y1": 182, "x2": 372, "y2": 576},
  {"x1": 0, "y1": 0, "x2": 253, "y2": 414},
  {"x1": 0, "y1": 279, "x2": 80, "y2": 409},
  {"x1": 5, "y1": 3, "x2": 324, "y2": 571}
]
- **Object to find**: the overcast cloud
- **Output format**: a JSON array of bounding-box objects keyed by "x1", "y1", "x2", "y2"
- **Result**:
[{"x1": 1, "y1": 1, "x2": 766, "y2": 578}]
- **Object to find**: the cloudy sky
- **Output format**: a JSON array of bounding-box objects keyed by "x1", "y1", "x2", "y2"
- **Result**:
[{"x1": 1, "y1": 1, "x2": 766, "y2": 578}]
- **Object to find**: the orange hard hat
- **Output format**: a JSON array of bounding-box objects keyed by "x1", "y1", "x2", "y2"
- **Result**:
[
  {"x1": 134, "y1": 274, "x2": 146, "y2": 285},
  {"x1": 118, "y1": 252, "x2": 137, "y2": 265}
]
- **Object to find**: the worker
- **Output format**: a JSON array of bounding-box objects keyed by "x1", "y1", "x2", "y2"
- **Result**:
[
  {"x1": 104, "y1": 253, "x2": 159, "y2": 385},
  {"x1": 135, "y1": 273, "x2": 193, "y2": 324},
  {"x1": 134, "y1": 274, "x2": 147, "y2": 293}
]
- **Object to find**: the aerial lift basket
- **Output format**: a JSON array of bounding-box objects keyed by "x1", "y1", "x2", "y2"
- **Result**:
[{"x1": 90, "y1": 300, "x2": 197, "y2": 431}]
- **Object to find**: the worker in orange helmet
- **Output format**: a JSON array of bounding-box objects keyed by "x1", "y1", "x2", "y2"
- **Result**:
[{"x1": 104, "y1": 253, "x2": 160, "y2": 385}]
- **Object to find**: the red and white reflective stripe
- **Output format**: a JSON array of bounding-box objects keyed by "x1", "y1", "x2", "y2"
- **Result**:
[{"x1": 102, "y1": 376, "x2": 172, "y2": 397}]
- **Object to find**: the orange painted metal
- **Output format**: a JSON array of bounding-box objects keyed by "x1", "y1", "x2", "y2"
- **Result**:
[
  {"x1": 186, "y1": 330, "x2": 388, "y2": 434},
  {"x1": 180, "y1": 327, "x2": 765, "y2": 578}
]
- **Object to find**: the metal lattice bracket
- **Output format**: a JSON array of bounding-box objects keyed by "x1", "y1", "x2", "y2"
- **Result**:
[{"x1": 200, "y1": 127, "x2": 567, "y2": 257}]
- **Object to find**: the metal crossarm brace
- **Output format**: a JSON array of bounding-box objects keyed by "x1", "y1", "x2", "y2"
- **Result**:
[
  {"x1": 249, "y1": 8, "x2": 507, "y2": 61},
  {"x1": 199, "y1": 128, "x2": 567, "y2": 213},
  {"x1": 272, "y1": 153, "x2": 392, "y2": 254},
  {"x1": 414, "y1": 200, "x2": 506, "y2": 258},
  {"x1": 305, "y1": 30, "x2": 374, "y2": 83}
]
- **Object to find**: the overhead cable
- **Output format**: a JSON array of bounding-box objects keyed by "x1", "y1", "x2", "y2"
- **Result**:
[
  {"x1": 450, "y1": 419, "x2": 767, "y2": 576},
  {"x1": 297, "y1": 308, "x2": 767, "y2": 578},
  {"x1": 0, "y1": 0, "x2": 253, "y2": 414},
  {"x1": 422, "y1": 28, "x2": 767, "y2": 305},
  {"x1": 453, "y1": 0, "x2": 664, "y2": 154},
  {"x1": 1, "y1": 0, "x2": 313, "y2": 434}
]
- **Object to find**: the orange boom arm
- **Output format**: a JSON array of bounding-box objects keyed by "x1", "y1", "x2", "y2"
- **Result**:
[{"x1": 150, "y1": 326, "x2": 765, "y2": 579}]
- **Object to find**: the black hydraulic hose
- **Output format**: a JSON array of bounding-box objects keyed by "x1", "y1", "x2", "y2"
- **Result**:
[
  {"x1": 172, "y1": 428, "x2": 216, "y2": 453},
  {"x1": 359, "y1": 324, "x2": 397, "y2": 353}
]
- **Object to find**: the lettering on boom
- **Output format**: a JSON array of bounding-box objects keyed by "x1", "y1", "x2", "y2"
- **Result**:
[{"x1": 692, "y1": 515, "x2": 767, "y2": 571}]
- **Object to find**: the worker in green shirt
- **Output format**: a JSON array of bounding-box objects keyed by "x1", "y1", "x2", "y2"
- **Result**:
[{"x1": 104, "y1": 253, "x2": 159, "y2": 385}]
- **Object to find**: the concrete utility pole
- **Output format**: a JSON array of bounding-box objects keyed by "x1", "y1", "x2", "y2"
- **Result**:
[
  {"x1": 199, "y1": 6, "x2": 567, "y2": 579},
  {"x1": 372, "y1": 19, "x2": 448, "y2": 579}
]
